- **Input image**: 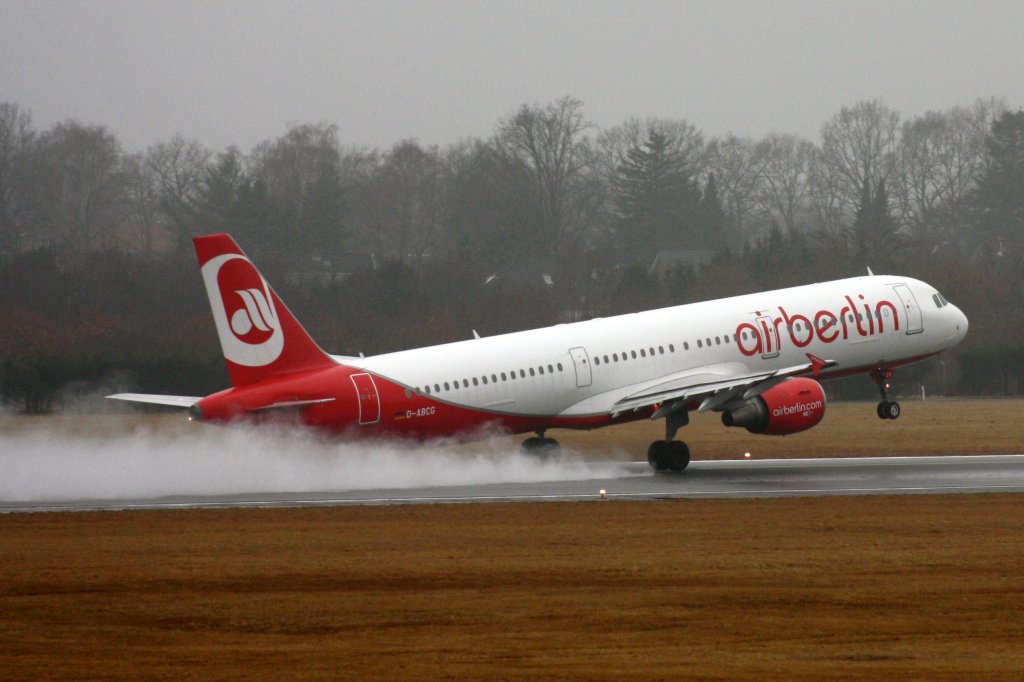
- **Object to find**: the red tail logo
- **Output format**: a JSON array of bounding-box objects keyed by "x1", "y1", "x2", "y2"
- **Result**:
[
  {"x1": 201, "y1": 253, "x2": 284, "y2": 368},
  {"x1": 195, "y1": 233, "x2": 337, "y2": 386},
  {"x1": 217, "y1": 257, "x2": 278, "y2": 346}
]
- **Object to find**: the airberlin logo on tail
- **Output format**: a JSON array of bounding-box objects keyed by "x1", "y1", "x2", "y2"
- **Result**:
[
  {"x1": 201, "y1": 254, "x2": 284, "y2": 367},
  {"x1": 229, "y1": 288, "x2": 275, "y2": 342}
]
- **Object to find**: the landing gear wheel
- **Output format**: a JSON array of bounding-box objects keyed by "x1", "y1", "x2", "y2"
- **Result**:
[
  {"x1": 522, "y1": 436, "x2": 560, "y2": 458},
  {"x1": 648, "y1": 440, "x2": 689, "y2": 472},
  {"x1": 872, "y1": 368, "x2": 900, "y2": 420},
  {"x1": 877, "y1": 401, "x2": 901, "y2": 420},
  {"x1": 647, "y1": 440, "x2": 669, "y2": 472},
  {"x1": 666, "y1": 441, "x2": 690, "y2": 471}
]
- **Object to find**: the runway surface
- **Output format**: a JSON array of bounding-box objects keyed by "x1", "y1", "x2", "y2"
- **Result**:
[{"x1": 3, "y1": 454, "x2": 1024, "y2": 513}]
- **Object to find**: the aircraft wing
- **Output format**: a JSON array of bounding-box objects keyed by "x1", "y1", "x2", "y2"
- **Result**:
[
  {"x1": 107, "y1": 393, "x2": 201, "y2": 408},
  {"x1": 612, "y1": 353, "x2": 835, "y2": 418}
]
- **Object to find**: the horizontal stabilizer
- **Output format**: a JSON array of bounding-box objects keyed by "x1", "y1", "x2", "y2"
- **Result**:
[{"x1": 106, "y1": 393, "x2": 200, "y2": 408}]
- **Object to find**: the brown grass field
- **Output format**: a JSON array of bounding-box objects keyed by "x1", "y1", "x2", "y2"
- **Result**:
[{"x1": 2, "y1": 399, "x2": 1024, "y2": 680}]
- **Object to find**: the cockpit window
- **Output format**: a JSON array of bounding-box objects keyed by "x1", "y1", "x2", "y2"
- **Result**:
[{"x1": 932, "y1": 292, "x2": 949, "y2": 308}]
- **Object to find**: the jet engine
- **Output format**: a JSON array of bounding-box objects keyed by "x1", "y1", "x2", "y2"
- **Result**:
[{"x1": 720, "y1": 377, "x2": 826, "y2": 435}]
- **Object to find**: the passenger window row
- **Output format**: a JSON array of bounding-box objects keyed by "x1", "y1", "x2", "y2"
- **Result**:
[
  {"x1": 416, "y1": 362, "x2": 566, "y2": 395},
  {"x1": 593, "y1": 343, "x2": 675, "y2": 366},
  {"x1": 591, "y1": 330, "x2": 741, "y2": 364}
]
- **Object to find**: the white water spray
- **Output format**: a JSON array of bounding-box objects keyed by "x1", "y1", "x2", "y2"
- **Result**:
[{"x1": 0, "y1": 419, "x2": 635, "y2": 503}]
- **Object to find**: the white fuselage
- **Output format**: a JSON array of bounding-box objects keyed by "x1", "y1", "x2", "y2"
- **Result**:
[{"x1": 347, "y1": 276, "x2": 968, "y2": 419}]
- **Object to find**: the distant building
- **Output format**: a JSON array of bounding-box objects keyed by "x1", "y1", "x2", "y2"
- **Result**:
[
  {"x1": 283, "y1": 253, "x2": 377, "y2": 286},
  {"x1": 484, "y1": 256, "x2": 557, "y2": 289},
  {"x1": 648, "y1": 249, "x2": 714, "y2": 277}
]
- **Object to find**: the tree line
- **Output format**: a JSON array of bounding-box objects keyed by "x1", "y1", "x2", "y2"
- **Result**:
[{"x1": 0, "y1": 97, "x2": 1022, "y2": 411}]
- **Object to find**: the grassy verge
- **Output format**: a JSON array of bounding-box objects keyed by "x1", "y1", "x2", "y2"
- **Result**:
[{"x1": 2, "y1": 495, "x2": 1023, "y2": 679}]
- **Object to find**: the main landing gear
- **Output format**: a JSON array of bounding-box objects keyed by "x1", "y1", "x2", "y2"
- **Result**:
[
  {"x1": 522, "y1": 430, "x2": 560, "y2": 457},
  {"x1": 647, "y1": 409, "x2": 690, "y2": 473},
  {"x1": 873, "y1": 367, "x2": 901, "y2": 420}
]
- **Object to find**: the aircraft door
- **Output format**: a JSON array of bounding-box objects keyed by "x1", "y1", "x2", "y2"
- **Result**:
[
  {"x1": 892, "y1": 284, "x2": 924, "y2": 334},
  {"x1": 568, "y1": 347, "x2": 592, "y2": 388},
  {"x1": 755, "y1": 315, "x2": 780, "y2": 359},
  {"x1": 349, "y1": 373, "x2": 381, "y2": 425}
]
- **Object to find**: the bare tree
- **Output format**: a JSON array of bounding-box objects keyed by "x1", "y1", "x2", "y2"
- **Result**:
[
  {"x1": 30, "y1": 121, "x2": 129, "y2": 256},
  {"x1": 122, "y1": 153, "x2": 163, "y2": 256},
  {"x1": 807, "y1": 146, "x2": 846, "y2": 234},
  {"x1": 250, "y1": 122, "x2": 345, "y2": 254},
  {"x1": 705, "y1": 134, "x2": 766, "y2": 243},
  {"x1": 493, "y1": 97, "x2": 598, "y2": 254},
  {"x1": 333, "y1": 145, "x2": 379, "y2": 249},
  {"x1": 819, "y1": 100, "x2": 901, "y2": 218},
  {"x1": 754, "y1": 133, "x2": 815, "y2": 235},
  {"x1": 433, "y1": 139, "x2": 539, "y2": 270},
  {"x1": 892, "y1": 99, "x2": 1006, "y2": 239},
  {"x1": 361, "y1": 140, "x2": 444, "y2": 264},
  {"x1": 145, "y1": 135, "x2": 210, "y2": 251},
  {"x1": 0, "y1": 102, "x2": 35, "y2": 254}
]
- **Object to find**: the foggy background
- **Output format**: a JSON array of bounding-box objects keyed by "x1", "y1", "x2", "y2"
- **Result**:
[
  {"x1": 3, "y1": 1, "x2": 1022, "y2": 152},
  {"x1": 1, "y1": 0, "x2": 1022, "y2": 413}
]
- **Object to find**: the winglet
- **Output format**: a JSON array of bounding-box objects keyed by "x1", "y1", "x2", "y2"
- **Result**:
[{"x1": 806, "y1": 353, "x2": 830, "y2": 378}]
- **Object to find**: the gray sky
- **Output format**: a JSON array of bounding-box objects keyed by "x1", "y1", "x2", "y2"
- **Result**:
[{"x1": 2, "y1": 0, "x2": 1022, "y2": 153}]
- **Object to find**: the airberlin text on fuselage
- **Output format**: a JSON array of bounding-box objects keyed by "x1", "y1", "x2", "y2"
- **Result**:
[{"x1": 736, "y1": 293, "x2": 899, "y2": 357}]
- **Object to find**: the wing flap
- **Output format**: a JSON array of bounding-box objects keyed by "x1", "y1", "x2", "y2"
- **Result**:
[{"x1": 614, "y1": 353, "x2": 837, "y2": 416}]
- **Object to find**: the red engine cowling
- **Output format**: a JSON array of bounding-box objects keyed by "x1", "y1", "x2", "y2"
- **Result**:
[{"x1": 721, "y1": 377, "x2": 826, "y2": 435}]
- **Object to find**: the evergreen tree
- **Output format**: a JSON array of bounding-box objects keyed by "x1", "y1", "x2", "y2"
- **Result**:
[
  {"x1": 305, "y1": 160, "x2": 346, "y2": 255},
  {"x1": 872, "y1": 177, "x2": 896, "y2": 240},
  {"x1": 193, "y1": 147, "x2": 246, "y2": 240},
  {"x1": 612, "y1": 132, "x2": 700, "y2": 263},
  {"x1": 851, "y1": 178, "x2": 873, "y2": 242},
  {"x1": 850, "y1": 177, "x2": 897, "y2": 261},
  {"x1": 971, "y1": 110, "x2": 1024, "y2": 250},
  {"x1": 234, "y1": 176, "x2": 280, "y2": 259},
  {"x1": 696, "y1": 172, "x2": 729, "y2": 250}
]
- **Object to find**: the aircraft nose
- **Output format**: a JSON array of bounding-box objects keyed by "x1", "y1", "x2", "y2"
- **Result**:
[{"x1": 953, "y1": 305, "x2": 968, "y2": 339}]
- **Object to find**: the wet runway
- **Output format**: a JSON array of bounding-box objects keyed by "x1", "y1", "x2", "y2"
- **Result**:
[{"x1": 3, "y1": 454, "x2": 1023, "y2": 513}]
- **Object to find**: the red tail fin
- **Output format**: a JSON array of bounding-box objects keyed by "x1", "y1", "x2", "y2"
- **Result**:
[{"x1": 194, "y1": 233, "x2": 336, "y2": 386}]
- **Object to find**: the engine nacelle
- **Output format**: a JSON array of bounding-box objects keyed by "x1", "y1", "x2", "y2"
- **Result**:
[{"x1": 721, "y1": 377, "x2": 826, "y2": 435}]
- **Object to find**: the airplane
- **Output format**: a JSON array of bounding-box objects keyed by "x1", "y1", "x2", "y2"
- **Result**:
[{"x1": 109, "y1": 233, "x2": 969, "y2": 472}]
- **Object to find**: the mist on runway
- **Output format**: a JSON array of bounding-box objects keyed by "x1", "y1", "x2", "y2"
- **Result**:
[{"x1": 0, "y1": 421, "x2": 636, "y2": 503}]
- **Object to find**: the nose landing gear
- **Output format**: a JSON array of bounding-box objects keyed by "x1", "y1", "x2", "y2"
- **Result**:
[{"x1": 872, "y1": 367, "x2": 901, "y2": 420}]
